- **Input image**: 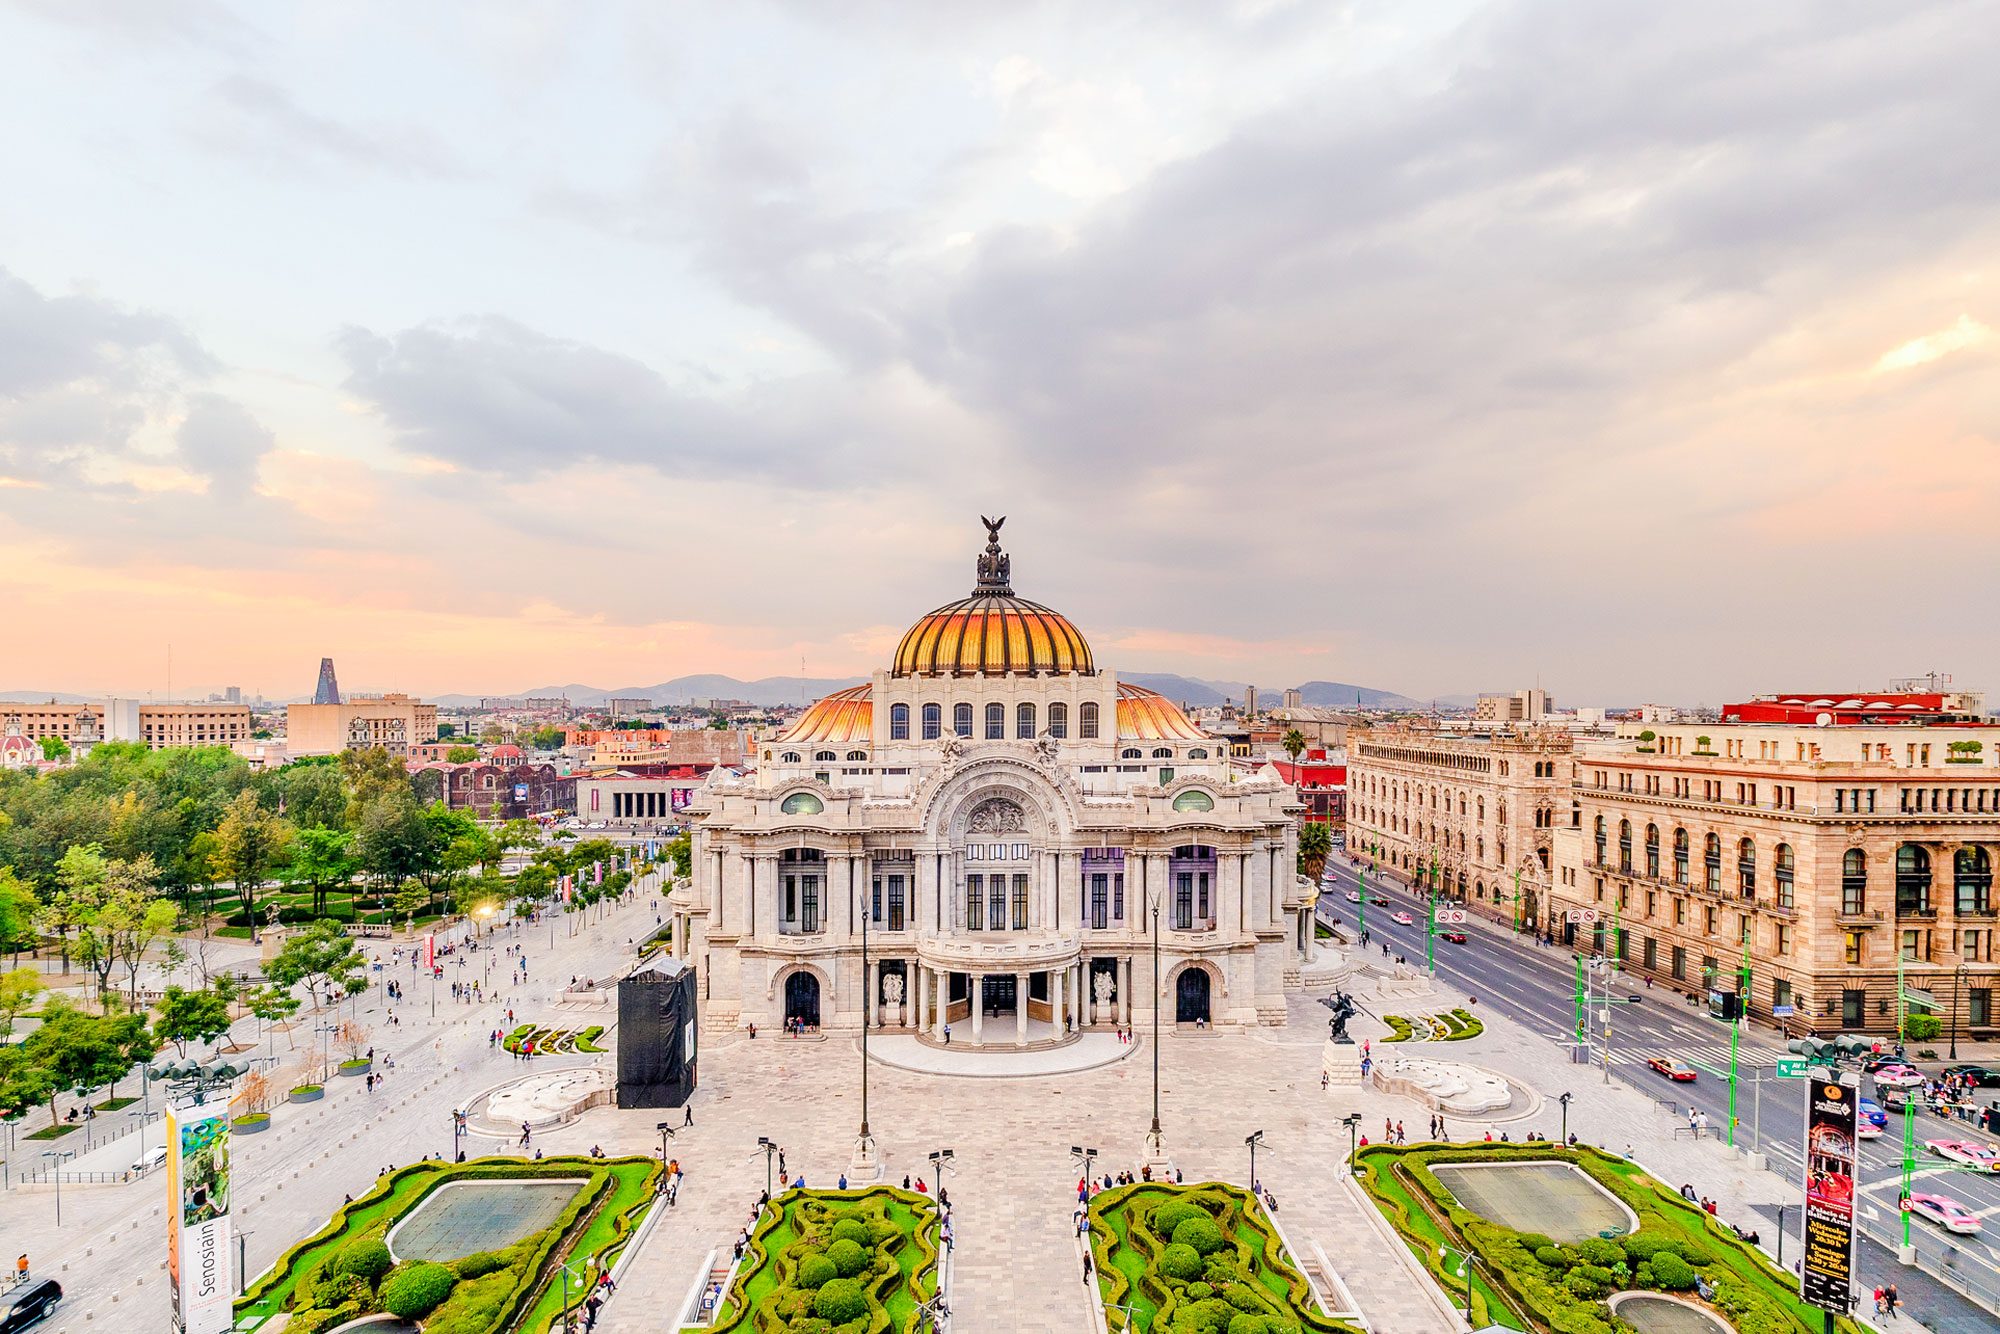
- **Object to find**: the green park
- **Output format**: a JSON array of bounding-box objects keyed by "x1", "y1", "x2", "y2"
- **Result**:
[{"x1": 710, "y1": 1186, "x2": 942, "y2": 1333}]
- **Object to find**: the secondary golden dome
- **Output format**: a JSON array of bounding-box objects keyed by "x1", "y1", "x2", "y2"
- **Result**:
[{"x1": 891, "y1": 518, "x2": 1095, "y2": 678}]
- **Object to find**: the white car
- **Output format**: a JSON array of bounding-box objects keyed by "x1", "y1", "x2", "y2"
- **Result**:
[
  {"x1": 1872, "y1": 1064, "x2": 1926, "y2": 1089},
  {"x1": 1908, "y1": 1193, "x2": 1982, "y2": 1235},
  {"x1": 1925, "y1": 1139, "x2": 2000, "y2": 1171},
  {"x1": 1345, "y1": 891, "x2": 1362, "y2": 904},
  {"x1": 1392, "y1": 911, "x2": 1415, "y2": 926},
  {"x1": 131, "y1": 1141, "x2": 168, "y2": 1172}
]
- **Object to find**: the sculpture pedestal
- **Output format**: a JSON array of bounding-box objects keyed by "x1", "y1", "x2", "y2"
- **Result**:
[
  {"x1": 1322, "y1": 1040, "x2": 1364, "y2": 1086},
  {"x1": 1141, "y1": 1127, "x2": 1175, "y2": 1178},
  {"x1": 848, "y1": 1132, "x2": 884, "y2": 1184}
]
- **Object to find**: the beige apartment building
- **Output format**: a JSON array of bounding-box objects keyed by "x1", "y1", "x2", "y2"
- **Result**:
[
  {"x1": 285, "y1": 693, "x2": 439, "y2": 757},
  {"x1": 138, "y1": 704, "x2": 252, "y2": 748},
  {"x1": 1548, "y1": 720, "x2": 2000, "y2": 1038},
  {"x1": 1345, "y1": 725, "x2": 1573, "y2": 925},
  {"x1": 0, "y1": 700, "x2": 248, "y2": 750}
]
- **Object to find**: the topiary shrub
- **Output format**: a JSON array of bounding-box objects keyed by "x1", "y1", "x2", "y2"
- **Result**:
[
  {"x1": 333, "y1": 1236, "x2": 393, "y2": 1283},
  {"x1": 1576, "y1": 1237, "x2": 1624, "y2": 1268},
  {"x1": 1649, "y1": 1251, "x2": 1697, "y2": 1291},
  {"x1": 1160, "y1": 1242, "x2": 1203, "y2": 1280},
  {"x1": 311, "y1": 1270, "x2": 367, "y2": 1308},
  {"x1": 825, "y1": 1236, "x2": 870, "y2": 1278},
  {"x1": 1534, "y1": 1245, "x2": 1572, "y2": 1268},
  {"x1": 451, "y1": 1250, "x2": 509, "y2": 1280},
  {"x1": 1173, "y1": 1215, "x2": 1227, "y2": 1256},
  {"x1": 829, "y1": 1218, "x2": 871, "y2": 1247},
  {"x1": 1228, "y1": 1315, "x2": 1268, "y2": 1334},
  {"x1": 796, "y1": 1252, "x2": 837, "y2": 1289},
  {"x1": 1562, "y1": 1263, "x2": 1616, "y2": 1299},
  {"x1": 1905, "y1": 1013, "x2": 1941, "y2": 1042},
  {"x1": 1152, "y1": 1199, "x2": 1207, "y2": 1238},
  {"x1": 380, "y1": 1261, "x2": 458, "y2": 1319},
  {"x1": 811, "y1": 1277, "x2": 867, "y2": 1324},
  {"x1": 289, "y1": 1300, "x2": 361, "y2": 1334},
  {"x1": 1187, "y1": 1282, "x2": 1214, "y2": 1300}
]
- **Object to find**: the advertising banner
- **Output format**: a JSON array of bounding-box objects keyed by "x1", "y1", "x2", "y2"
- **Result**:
[
  {"x1": 1802, "y1": 1076, "x2": 1859, "y2": 1314},
  {"x1": 670, "y1": 787, "x2": 692, "y2": 812},
  {"x1": 166, "y1": 1105, "x2": 233, "y2": 1334}
]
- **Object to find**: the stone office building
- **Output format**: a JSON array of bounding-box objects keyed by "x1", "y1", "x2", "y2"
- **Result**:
[{"x1": 669, "y1": 520, "x2": 1311, "y2": 1046}]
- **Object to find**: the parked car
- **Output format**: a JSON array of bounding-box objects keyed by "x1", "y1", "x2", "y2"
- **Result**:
[
  {"x1": 1908, "y1": 1193, "x2": 1983, "y2": 1235},
  {"x1": 0, "y1": 1281, "x2": 61, "y2": 1334},
  {"x1": 1925, "y1": 1139, "x2": 2000, "y2": 1170},
  {"x1": 1871, "y1": 1064, "x2": 1926, "y2": 1089},
  {"x1": 1647, "y1": 1057, "x2": 1698, "y2": 1082},
  {"x1": 1392, "y1": 911, "x2": 1415, "y2": 926},
  {"x1": 1941, "y1": 1065, "x2": 2000, "y2": 1088},
  {"x1": 1441, "y1": 931, "x2": 1469, "y2": 944}
]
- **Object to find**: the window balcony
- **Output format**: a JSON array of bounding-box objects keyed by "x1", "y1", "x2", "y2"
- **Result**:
[
  {"x1": 1896, "y1": 903, "x2": 1937, "y2": 920},
  {"x1": 1836, "y1": 908, "x2": 1883, "y2": 927}
]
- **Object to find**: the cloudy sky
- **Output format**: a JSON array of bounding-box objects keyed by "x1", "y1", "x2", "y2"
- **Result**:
[{"x1": 3, "y1": 1, "x2": 1996, "y2": 706}]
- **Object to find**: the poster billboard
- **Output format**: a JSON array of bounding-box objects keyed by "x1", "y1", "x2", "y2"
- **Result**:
[
  {"x1": 670, "y1": 786, "x2": 692, "y2": 812},
  {"x1": 1802, "y1": 1076, "x2": 1859, "y2": 1314},
  {"x1": 166, "y1": 1104, "x2": 234, "y2": 1334}
]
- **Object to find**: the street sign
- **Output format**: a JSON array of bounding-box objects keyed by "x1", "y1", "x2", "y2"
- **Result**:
[
  {"x1": 1436, "y1": 908, "x2": 1469, "y2": 924},
  {"x1": 1775, "y1": 1059, "x2": 1809, "y2": 1079},
  {"x1": 1772, "y1": 1004, "x2": 1796, "y2": 1018},
  {"x1": 1565, "y1": 908, "x2": 1600, "y2": 925},
  {"x1": 1901, "y1": 987, "x2": 1936, "y2": 1008}
]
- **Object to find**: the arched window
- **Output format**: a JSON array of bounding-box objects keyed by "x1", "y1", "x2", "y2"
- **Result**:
[
  {"x1": 1594, "y1": 815, "x2": 1607, "y2": 863},
  {"x1": 1737, "y1": 837, "x2": 1757, "y2": 897},
  {"x1": 1188, "y1": 748, "x2": 1209, "y2": 759},
  {"x1": 1477, "y1": 836, "x2": 1484, "y2": 860},
  {"x1": 1842, "y1": 849, "x2": 1867, "y2": 914},
  {"x1": 780, "y1": 751, "x2": 802, "y2": 763},
  {"x1": 1152, "y1": 747, "x2": 1173, "y2": 759},
  {"x1": 1775, "y1": 843, "x2": 1795, "y2": 908},
  {"x1": 921, "y1": 703, "x2": 941, "y2": 740},
  {"x1": 1121, "y1": 748, "x2": 1143, "y2": 760},
  {"x1": 985, "y1": 702, "x2": 1005, "y2": 740},
  {"x1": 1673, "y1": 828, "x2": 1689, "y2": 885},
  {"x1": 1644, "y1": 824, "x2": 1659, "y2": 878},
  {"x1": 1618, "y1": 819, "x2": 1632, "y2": 872},
  {"x1": 845, "y1": 750, "x2": 867, "y2": 761},
  {"x1": 814, "y1": 750, "x2": 837, "y2": 762},
  {"x1": 1016, "y1": 702, "x2": 1035, "y2": 739},
  {"x1": 1079, "y1": 701, "x2": 1100, "y2": 739},
  {"x1": 889, "y1": 702, "x2": 910, "y2": 740},
  {"x1": 1955, "y1": 847, "x2": 1991, "y2": 915},
  {"x1": 1048, "y1": 702, "x2": 1069, "y2": 738},
  {"x1": 953, "y1": 703, "x2": 973, "y2": 738},
  {"x1": 1897, "y1": 844, "x2": 1932, "y2": 915}
]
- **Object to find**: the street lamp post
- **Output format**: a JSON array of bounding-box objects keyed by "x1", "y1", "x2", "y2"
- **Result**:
[
  {"x1": 852, "y1": 877, "x2": 877, "y2": 1180},
  {"x1": 1146, "y1": 887, "x2": 1164, "y2": 1166},
  {"x1": 451, "y1": 1109, "x2": 468, "y2": 1162},
  {"x1": 1557, "y1": 1092, "x2": 1572, "y2": 1145},
  {"x1": 656, "y1": 1121, "x2": 676, "y2": 1165},
  {"x1": 1245, "y1": 1130, "x2": 1265, "y2": 1194},
  {"x1": 237, "y1": 1230, "x2": 254, "y2": 1294},
  {"x1": 1425, "y1": 852, "x2": 1439, "y2": 974},
  {"x1": 757, "y1": 1136, "x2": 777, "y2": 1198},
  {"x1": 1342, "y1": 1113, "x2": 1361, "y2": 1174},
  {"x1": 927, "y1": 1148, "x2": 953, "y2": 1197},
  {"x1": 1951, "y1": 962, "x2": 1965, "y2": 1059},
  {"x1": 1439, "y1": 1245, "x2": 1479, "y2": 1318},
  {"x1": 40, "y1": 1151, "x2": 74, "y2": 1225}
]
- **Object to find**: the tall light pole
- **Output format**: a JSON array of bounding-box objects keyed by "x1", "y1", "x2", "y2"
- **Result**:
[
  {"x1": 757, "y1": 1135, "x2": 777, "y2": 1198},
  {"x1": 856, "y1": 875, "x2": 873, "y2": 1172},
  {"x1": 927, "y1": 1148, "x2": 953, "y2": 1197},
  {"x1": 40, "y1": 1151, "x2": 74, "y2": 1225},
  {"x1": 1147, "y1": 880, "x2": 1164, "y2": 1165},
  {"x1": 1245, "y1": 1130, "x2": 1265, "y2": 1194},
  {"x1": 1425, "y1": 851, "x2": 1439, "y2": 974},
  {"x1": 1342, "y1": 1113, "x2": 1361, "y2": 1174},
  {"x1": 1557, "y1": 1092, "x2": 1572, "y2": 1145}
]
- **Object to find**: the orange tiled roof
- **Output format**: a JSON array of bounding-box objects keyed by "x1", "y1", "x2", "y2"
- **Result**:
[{"x1": 1116, "y1": 682, "x2": 1208, "y2": 741}]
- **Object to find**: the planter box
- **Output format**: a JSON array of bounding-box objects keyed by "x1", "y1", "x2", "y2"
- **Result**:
[
  {"x1": 233, "y1": 1116, "x2": 271, "y2": 1134},
  {"x1": 289, "y1": 1087, "x2": 324, "y2": 1104},
  {"x1": 337, "y1": 1060, "x2": 372, "y2": 1076}
]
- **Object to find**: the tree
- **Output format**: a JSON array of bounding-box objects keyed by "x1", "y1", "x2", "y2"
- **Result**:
[
  {"x1": 37, "y1": 736, "x2": 69, "y2": 762},
  {"x1": 211, "y1": 789, "x2": 291, "y2": 924},
  {"x1": 664, "y1": 833, "x2": 693, "y2": 880},
  {"x1": 445, "y1": 744, "x2": 480, "y2": 764},
  {"x1": 1297, "y1": 821, "x2": 1332, "y2": 886},
  {"x1": 0, "y1": 967, "x2": 45, "y2": 1036},
  {"x1": 0, "y1": 867, "x2": 38, "y2": 959},
  {"x1": 265, "y1": 919, "x2": 367, "y2": 1012},
  {"x1": 155, "y1": 985, "x2": 233, "y2": 1056},
  {"x1": 55, "y1": 847, "x2": 165, "y2": 1004},
  {"x1": 392, "y1": 880, "x2": 430, "y2": 930},
  {"x1": 114, "y1": 893, "x2": 180, "y2": 1007},
  {"x1": 18, "y1": 998, "x2": 151, "y2": 1128},
  {"x1": 289, "y1": 826, "x2": 357, "y2": 917},
  {"x1": 1282, "y1": 728, "x2": 1307, "y2": 769},
  {"x1": 43, "y1": 842, "x2": 109, "y2": 973},
  {"x1": 247, "y1": 984, "x2": 301, "y2": 1051},
  {"x1": 355, "y1": 791, "x2": 431, "y2": 891},
  {"x1": 338, "y1": 746, "x2": 415, "y2": 825}
]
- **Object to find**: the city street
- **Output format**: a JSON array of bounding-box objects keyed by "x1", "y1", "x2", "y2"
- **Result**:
[{"x1": 1318, "y1": 853, "x2": 2000, "y2": 1320}]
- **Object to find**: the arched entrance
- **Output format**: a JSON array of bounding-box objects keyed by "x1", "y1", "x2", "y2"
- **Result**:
[
  {"x1": 1175, "y1": 969, "x2": 1211, "y2": 1025},
  {"x1": 784, "y1": 972, "x2": 821, "y2": 1029}
]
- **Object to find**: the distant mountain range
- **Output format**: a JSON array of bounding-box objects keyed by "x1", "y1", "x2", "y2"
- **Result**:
[{"x1": 4, "y1": 675, "x2": 1471, "y2": 712}]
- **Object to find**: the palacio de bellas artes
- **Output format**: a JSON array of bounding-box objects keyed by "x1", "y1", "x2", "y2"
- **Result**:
[{"x1": 669, "y1": 518, "x2": 1320, "y2": 1050}]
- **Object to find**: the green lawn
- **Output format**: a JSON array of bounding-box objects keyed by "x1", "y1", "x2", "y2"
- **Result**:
[
  {"x1": 712, "y1": 1187, "x2": 939, "y2": 1333},
  {"x1": 1089, "y1": 1181, "x2": 1361, "y2": 1333},
  {"x1": 1355, "y1": 1143, "x2": 1865, "y2": 1334}
]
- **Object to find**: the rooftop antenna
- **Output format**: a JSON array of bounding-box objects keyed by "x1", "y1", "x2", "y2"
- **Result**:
[{"x1": 167, "y1": 642, "x2": 172, "y2": 704}]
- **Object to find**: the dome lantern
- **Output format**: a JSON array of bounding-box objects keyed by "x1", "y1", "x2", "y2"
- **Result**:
[{"x1": 890, "y1": 518, "x2": 1095, "y2": 678}]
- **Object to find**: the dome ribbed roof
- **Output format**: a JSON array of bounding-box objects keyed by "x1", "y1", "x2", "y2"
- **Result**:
[{"x1": 890, "y1": 519, "x2": 1094, "y2": 678}]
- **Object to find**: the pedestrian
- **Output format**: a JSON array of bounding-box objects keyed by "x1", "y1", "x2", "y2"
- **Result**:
[
  {"x1": 1395, "y1": 1120, "x2": 1406, "y2": 1145},
  {"x1": 684, "y1": 1105, "x2": 694, "y2": 1127},
  {"x1": 943, "y1": 1024, "x2": 951, "y2": 1045},
  {"x1": 1873, "y1": 1286, "x2": 1885, "y2": 1318},
  {"x1": 1884, "y1": 1284, "x2": 1899, "y2": 1319}
]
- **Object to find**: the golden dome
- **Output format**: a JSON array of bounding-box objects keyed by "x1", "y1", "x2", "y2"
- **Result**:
[
  {"x1": 774, "y1": 685, "x2": 873, "y2": 745},
  {"x1": 1116, "y1": 683, "x2": 1207, "y2": 741},
  {"x1": 891, "y1": 518, "x2": 1095, "y2": 678}
]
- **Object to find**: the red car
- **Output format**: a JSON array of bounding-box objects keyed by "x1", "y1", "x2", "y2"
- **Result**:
[
  {"x1": 1441, "y1": 931, "x2": 1468, "y2": 944},
  {"x1": 1648, "y1": 1057, "x2": 1698, "y2": 1082}
]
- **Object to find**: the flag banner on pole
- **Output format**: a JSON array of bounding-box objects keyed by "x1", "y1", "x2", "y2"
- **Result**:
[
  {"x1": 1801, "y1": 1076, "x2": 1859, "y2": 1314},
  {"x1": 594, "y1": 861, "x2": 603, "y2": 885},
  {"x1": 424, "y1": 933, "x2": 435, "y2": 971},
  {"x1": 167, "y1": 1105, "x2": 233, "y2": 1334}
]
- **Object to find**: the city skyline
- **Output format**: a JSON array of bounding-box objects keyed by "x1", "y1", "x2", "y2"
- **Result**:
[{"x1": 3, "y1": 3, "x2": 1996, "y2": 701}]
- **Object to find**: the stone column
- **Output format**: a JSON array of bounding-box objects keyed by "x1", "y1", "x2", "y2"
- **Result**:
[
  {"x1": 1119, "y1": 956, "x2": 1133, "y2": 1026},
  {"x1": 914, "y1": 964, "x2": 927, "y2": 1032},
  {"x1": 1016, "y1": 970, "x2": 1030, "y2": 1046},
  {"x1": 971, "y1": 975, "x2": 985, "y2": 1044},
  {"x1": 1060, "y1": 964, "x2": 1072, "y2": 1033},
  {"x1": 935, "y1": 969, "x2": 948, "y2": 1042}
]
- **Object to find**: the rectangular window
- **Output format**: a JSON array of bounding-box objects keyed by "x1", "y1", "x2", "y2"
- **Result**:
[
  {"x1": 1973, "y1": 988, "x2": 1992, "y2": 1028},
  {"x1": 1773, "y1": 978, "x2": 1792, "y2": 1011},
  {"x1": 887, "y1": 875, "x2": 906, "y2": 931},
  {"x1": 1845, "y1": 931, "x2": 1863, "y2": 965},
  {"x1": 1010, "y1": 874, "x2": 1028, "y2": 931},
  {"x1": 1671, "y1": 945, "x2": 1686, "y2": 980},
  {"x1": 1643, "y1": 936, "x2": 1657, "y2": 970},
  {"x1": 1674, "y1": 898, "x2": 1686, "y2": 926},
  {"x1": 1704, "y1": 906, "x2": 1717, "y2": 936},
  {"x1": 922, "y1": 706, "x2": 941, "y2": 741},
  {"x1": 800, "y1": 876, "x2": 820, "y2": 933},
  {"x1": 1777, "y1": 924, "x2": 1791, "y2": 956},
  {"x1": 1114, "y1": 873, "x2": 1125, "y2": 921},
  {"x1": 1090, "y1": 874, "x2": 1109, "y2": 930},
  {"x1": 872, "y1": 875, "x2": 882, "y2": 924},
  {"x1": 1901, "y1": 929, "x2": 1923, "y2": 962},
  {"x1": 1175, "y1": 872, "x2": 1194, "y2": 930},
  {"x1": 1646, "y1": 890, "x2": 1657, "y2": 918},
  {"x1": 966, "y1": 875, "x2": 984, "y2": 931}
]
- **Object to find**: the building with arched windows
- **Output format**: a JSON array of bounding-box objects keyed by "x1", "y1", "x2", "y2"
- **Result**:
[{"x1": 667, "y1": 520, "x2": 1311, "y2": 1044}]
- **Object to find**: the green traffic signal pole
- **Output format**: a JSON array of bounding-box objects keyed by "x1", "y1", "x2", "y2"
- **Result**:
[
  {"x1": 1511, "y1": 866, "x2": 1522, "y2": 934},
  {"x1": 1901, "y1": 1099, "x2": 1917, "y2": 1251},
  {"x1": 1573, "y1": 952, "x2": 1586, "y2": 1044},
  {"x1": 1426, "y1": 851, "x2": 1439, "y2": 973}
]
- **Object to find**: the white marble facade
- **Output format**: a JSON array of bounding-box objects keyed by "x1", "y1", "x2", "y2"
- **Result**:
[{"x1": 667, "y1": 522, "x2": 1312, "y2": 1047}]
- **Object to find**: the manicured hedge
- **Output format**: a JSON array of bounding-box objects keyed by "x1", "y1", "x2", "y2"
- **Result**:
[
  {"x1": 1354, "y1": 1143, "x2": 1865, "y2": 1334},
  {"x1": 712, "y1": 1187, "x2": 940, "y2": 1333},
  {"x1": 1089, "y1": 1182, "x2": 1361, "y2": 1333}
]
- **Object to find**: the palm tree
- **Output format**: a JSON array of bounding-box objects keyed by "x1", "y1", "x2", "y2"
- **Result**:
[
  {"x1": 1297, "y1": 821, "x2": 1332, "y2": 885},
  {"x1": 1282, "y1": 728, "x2": 1308, "y2": 768}
]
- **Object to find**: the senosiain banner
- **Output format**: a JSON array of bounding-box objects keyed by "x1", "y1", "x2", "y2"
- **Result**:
[
  {"x1": 166, "y1": 1105, "x2": 233, "y2": 1334},
  {"x1": 1801, "y1": 1076, "x2": 1859, "y2": 1314}
]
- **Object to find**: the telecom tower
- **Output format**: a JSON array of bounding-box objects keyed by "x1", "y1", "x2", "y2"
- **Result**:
[{"x1": 313, "y1": 657, "x2": 341, "y2": 705}]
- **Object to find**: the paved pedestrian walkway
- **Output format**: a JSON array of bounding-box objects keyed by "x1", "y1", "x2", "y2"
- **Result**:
[{"x1": 867, "y1": 1031, "x2": 1138, "y2": 1078}]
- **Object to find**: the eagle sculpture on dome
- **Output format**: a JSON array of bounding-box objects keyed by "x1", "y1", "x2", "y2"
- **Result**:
[{"x1": 975, "y1": 514, "x2": 1011, "y2": 592}]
